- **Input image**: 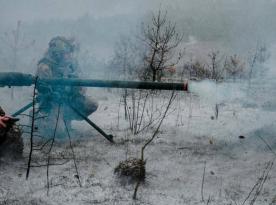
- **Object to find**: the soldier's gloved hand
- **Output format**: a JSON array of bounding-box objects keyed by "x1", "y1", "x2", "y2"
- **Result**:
[{"x1": 0, "y1": 116, "x2": 10, "y2": 128}]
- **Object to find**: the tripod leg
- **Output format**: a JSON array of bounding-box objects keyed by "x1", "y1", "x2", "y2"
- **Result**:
[
  {"x1": 12, "y1": 102, "x2": 33, "y2": 117},
  {"x1": 69, "y1": 105, "x2": 114, "y2": 143}
]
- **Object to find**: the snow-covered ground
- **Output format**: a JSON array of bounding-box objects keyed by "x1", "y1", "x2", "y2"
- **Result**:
[{"x1": 1, "y1": 75, "x2": 276, "y2": 205}]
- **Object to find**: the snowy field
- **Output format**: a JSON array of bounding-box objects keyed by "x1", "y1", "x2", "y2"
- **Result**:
[
  {"x1": 1, "y1": 1, "x2": 276, "y2": 204},
  {"x1": 1, "y1": 75, "x2": 276, "y2": 205}
]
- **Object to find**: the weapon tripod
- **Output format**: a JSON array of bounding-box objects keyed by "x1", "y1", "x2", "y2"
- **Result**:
[{"x1": 12, "y1": 99, "x2": 114, "y2": 143}]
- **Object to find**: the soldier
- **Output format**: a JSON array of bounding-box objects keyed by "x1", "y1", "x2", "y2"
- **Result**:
[
  {"x1": 0, "y1": 107, "x2": 23, "y2": 158},
  {"x1": 36, "y1": 36, "x2": 98, "y2": 132}
]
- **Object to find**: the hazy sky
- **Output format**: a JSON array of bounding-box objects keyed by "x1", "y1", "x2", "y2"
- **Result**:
[
  {"x1": 0, "y1": 0, "x2": 149, "y2": 27},
  {"x1": 1, "y1": 0, "x2": 275, "y2": 55},
  {"x1": 1, "y1": 0, "x2": 274, "y2": 27}
]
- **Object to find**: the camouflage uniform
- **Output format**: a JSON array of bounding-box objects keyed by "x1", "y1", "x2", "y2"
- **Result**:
[{"x1": 36, "y1": 36, "x2": 98, "y2": 125}]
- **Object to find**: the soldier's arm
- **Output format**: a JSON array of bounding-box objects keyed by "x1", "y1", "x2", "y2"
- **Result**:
[
  {"x1": 36, "y1": 63, "x2": 53, "y2": 94},
  {"x1": 36, "y1": 63, "x2": 52, "y2": 78},
  {"x1": 68, "y1": 60, "x2": 87, "y2": 95}
]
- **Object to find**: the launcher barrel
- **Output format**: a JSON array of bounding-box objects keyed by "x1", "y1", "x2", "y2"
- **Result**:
[{"x1": 0, "y1": 72, "x2": 188, "y2": 91}]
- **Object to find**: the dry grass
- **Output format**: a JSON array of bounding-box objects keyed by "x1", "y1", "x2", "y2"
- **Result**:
[{"x1": 114, "y1": 158, "x2": 146, "y2": 181}]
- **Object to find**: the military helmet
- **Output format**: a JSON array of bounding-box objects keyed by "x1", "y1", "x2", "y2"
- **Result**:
[{"x1": 48, "y1": 36, "x2": 75, "y2": 54}]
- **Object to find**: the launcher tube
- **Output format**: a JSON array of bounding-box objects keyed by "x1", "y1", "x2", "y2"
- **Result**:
[{"x1": 0, "y1": 72, "x2": 188, "y2": 91}]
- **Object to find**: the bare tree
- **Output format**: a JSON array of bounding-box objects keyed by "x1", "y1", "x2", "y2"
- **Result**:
[
  {"x1": 133, "y1": 90, "x2": 176, "y2": 199},
  {"x1": 183, "y1": 59, "x2": 211, "y2": 80},
  {"x1": 208, "y1": 50, "x2": 224, "y2": 82},
  {"x1": 110, "y1": 9, "x2": 183, "y2": 136},
  {"x1": 109, "y1": 36, "x2": 146, "y2": 120},
  {"x1": 224, "y1": 54, "x2": 246, "y2": 81},
  {"x1": 109, "y1": 36, "x2": 144, "y2": 80},
  {"x1": 247, "y1": 43, "x2": 270, "y2": 83},
  {"x1": 141, "y1": 9, "x2": 183, "y2": 82}
]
